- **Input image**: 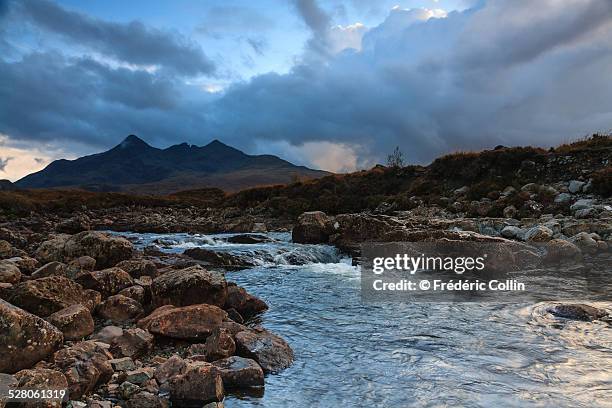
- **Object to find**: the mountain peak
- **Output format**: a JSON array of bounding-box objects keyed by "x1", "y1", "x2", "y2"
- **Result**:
[
  {"x1": 205, "y1": 139, "x2": 228, "y2": 148},
  {"x1": 119, "y1": 134, "x2": 150, "y2": 149}
]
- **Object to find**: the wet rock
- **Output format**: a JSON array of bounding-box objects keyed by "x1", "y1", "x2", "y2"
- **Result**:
[
  {"x1": 97, "y1": 294, "x2": 144, "y2": 323},
  {"x1": 524, "y1": 225, "x2": 553, "y2": 242},
  {"x1": 569, "y1": 232, "x2": 600, "y2": 253},
  {"x1": 212, "y1": 356, "x2": 264, "y2": 389},
  {"x1": 292, "y1": 211, "x2": 335, "y2": 244},
  {"x1": 225, "y1": 308, "x2": 244, "y2": 324},
  {"x1": 183, "y1": 248, "x2": 255, "y2": 268},
  {"x1": 116, "y1": 259, "x2": 157, "y2": 278},
  {"x1": 225, "y1": 283, "x2": 268, "y2": 319},
  {"x1": 543, "y1": 239, "x2": 582, "y2": 263},
  {"x1": 138, "y1": 304, "x2": 228, "y2": 340},
  {"x1": 92, "y1": 325, "x2": 123, "y2": 344},
  {"x1": 0, "y1": 299, "x2": 64, "y2": 373},
  {"x1": 110, "y1": 328, "x2": 154, "y2": 358},
  {"x1": 126, "y1": 391, "x2": 169, "y2": 408},
  {"x1": 119, "y1": 285, "x2": 146, "y2": 304},
  {"x1": 0, "y1": 260, "x2": 21, "y2": 284},
  {"x1": 549, "y1": 304, "x2": 608, "y2": 321},
  {"x1": 75, "y1": 267, "x2": 134, "y2": 297},
  {"x1": 568, "y1": 180, "x2": 585, "y2": 194},
  {"x1": 151, "y1": 265, "x2": 227, "y2": 308},
  {"x1": 47, "y1": 304, "x2": 95, "y2": 340},
  {"x1": 235, "y1": 327, "x2": 294, "y2": 373},
  {"x1": 13, "y1": 368, "x2": 68, "y2": 408},
  {"x1": 8, "y1": 276, "x2": 93, "y2": 317},
  {"x1": 163, "y1": 363, "x2": 224, "y2": 407},
  {"x1": 226, "y1": 234, "x2": 271, "y2": 244},
  {"x1": 204, "y1": 328, "x2": 236, "y2": 362},
  {"x1": 500, "y1": 226, "x2": 523, "y2": 239},
  {"x1": 109, "y1": 357, "x2": 136, "y2": 372},
  {"x1": 31, "y1": 261, "x2": 67, "y2": 279},
  {"x1": 53, "y1": 341, "x2": 113, "y2": 399}
]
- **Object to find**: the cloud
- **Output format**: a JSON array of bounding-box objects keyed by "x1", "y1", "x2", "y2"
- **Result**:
[
  {"x1": 0, "y1": 156, "x2": 12, "y2": 171},
  {"x1": 15, "y1": 0, "x2": 215, "y2": 76},
  {"x1": 198, "y1": 6, "x2": 275, "y2": 38},
  {"x1": 246, "y1": 37, "x2": 268, "y2": 56}
]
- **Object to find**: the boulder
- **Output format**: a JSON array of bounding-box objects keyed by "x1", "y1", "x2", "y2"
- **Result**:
[
  {"x1": 6, "y1": 256, "x2": 39, "y2": 274},
  {"x1": 56, "y1": 215, "x2": 91, "y2": 234},
  {"x1": 183, "y1": 248, "x2": 256, "y2": 268},
  {"x1": 226, "y1": 234, "x2": 272, "y2": 244},
  {"x1": 568, "y1": 180, "x2": 586, "y2": 194},
  {"x1": 0, "y1": 373, "x2": 18, "y2": 407},
  {"x1": 292, "y1": 211, "x2": 335, "y2": 244},
  {"x1": 119, "y1": 285, "x2": 146, "y2": 304},
  {"x1": 235, "y1": 327, "x2": 294, "y2": 373},
  {"x1": 151, "y1": 265, "x2": 227, "y2": 308},
  {"x1": 575, "y1": 208, "x2": 598, "y2": 219},
  {"x1": 163, "y1": 363, "x2": 224, "y2": 407},
  {"x1": 138, "y1": 304, "x2": 228, "y2": 340},
  {"x1": 502, "y1": 205, "x2": 517, "y2": 219},
  {"x1": 204, "y1": 328, "x2": 236, "y2": 362},
  {"x1": 109, "y1": 357, "x2": 136, "y2": 372},
  {"x1": 570, "y1": 199, "x2": 595, "y2": 212},
  {"x1": 0, "y1": 260, "x2": 21, "y2": 284},
  {"x1": 523, "y1": 225, "x2": 553, "y2": 242},
  {"x1": 543, "y1": 239, "x2": 582, "y2": 263},
  {"x1": 554, "y1": 192, "x2": 572, "y2": 204},
  {"x1": 225, "y1": 283, "x2": 268, "y2": 319},
  {"x1": 31, "y1": 261, "x2": 67, "y2": 279},
  {"x1": 0, "y1": 240, "x2": 20, "y2": 259},
  {"x1": 0, "y1": 299, "x2": 64, "y2": 373},
  {"x1": 92, "y1": 325, "x2": 124, "y2": 344},
  {"x1": 569, "y1": 232, "x2": 600, "y2": 253},
  {"x1": 33, "y1": 234, "x2": 71, "y2": 264},
  {"x1": 47, "y1": 304, "x2": 95, "y2": 340},
  {"x1": 13, "y1": 368, "x2": 68, "y2": 407},
  {"x1": 212, "y1": 356, "x2": 264, "y2": 389},
  {"x1": 8, "y1": 276, "x2": 93, "y2": 317},
  {"x1": 116, "y1": 259, "x2": 157, "y2": 278},
  {"x1": 110, "y1": 328, "x2": 154, "y2": 358},
  {"x1": 66, "y1": 256, "x2": 97, "y2": 278},
  {"x1": 97, "y1": 294, "x2": 144, "y2": 323},
  {"x1": 126, "y1": 391, "x2": 168, "y2": 408},
  {"x1": 500, "y1": 226, "x2": 523, "y2": 239},
  {"x1": 53, "y1": 341, "x2": 113, "y2": 399},
  {"x1": 548, "y1": 304, "x2": 608, "y2": 321},
  {"x1": 75, "y1": 267, "x2": 134, "y2": 297},
  {"x1": 155, "y1": 355, "x2": 188, "y2": 385}
]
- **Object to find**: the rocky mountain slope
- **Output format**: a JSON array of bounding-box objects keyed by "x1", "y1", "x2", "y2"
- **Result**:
[{"x1": 16, "y1": 135, "x2": 329, "y2": 194}]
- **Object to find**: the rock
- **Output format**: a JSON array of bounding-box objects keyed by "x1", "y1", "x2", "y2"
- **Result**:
[
  {"x1": 453, "y1": 186, "x2": 469, "y2": 196},
  {"x1": 568, "y1": 180, "x2": 586, "y2": 194},
  {"x1": 569, "y1": 232, "x2": 599, "y2": 253},
  {"x1": 6, "y1": 256, "x2": 39, "y2": 274},
  {"x1": 118, "y1": 285, "x2": 146, "y2": 304},
  {"x1": 548, "y1": 304, "x2": 608, "y2": 321},
  {"x1": 8, "y1": 276, "x2": 93, "y2": 317},
  {"x1": 151, "y1": 265, "x2": 227, "y2": 308},
  {"x1": 110, "y1": 328, "x2": 154, "y2": 358},
  {"x1": 520, "y1": 183, "x2": 540, "y2": 193},
  {"x1": 97, "y1": 294, "x2": 144, "y2": 323},
  {"x1": 570, "y1": 199, "x2": 595, "y2": 212},
  {"x1": 116, "y1": 259, "x2": 157, "y2": 278},
  {"x1": 14, "y1": 368, "x2": 68, "y2": 407},
  {"x1": 235, "y1": 327, "x2": 294, "y2": 373},
  {"x1": 155, "y1": 355, "x2": 188, "y2": 385},
  {"x1": 53, "y1": 341, "x2": 113, "y2": 399},
  {"x1": 501, "y1": 186, "x2": 516, "y2": 196},
  {"x1": 204, "y1": 328, "x2": 236, "y2": 362},
  {"x1": 575, "y1": 208, "x2": 598, "y2": 219},
  {"x1": 225, "y1": 283, "x2": 268, "y2": 319},
  {"x1": 163, "y1": 363, "x2": 224, "y2": 407},
  {"x1": 543, "y1": 239, "x2": 582, "y2": 263},
  {"x1": 92, "y1": 325, "x2": 123, "y2": 344},
  {"x1": 138, "y1": 304, "x2": 228, "y2": 340},
  {"x1": 0, "y1": 260, "x2": 21, "y2": 284},
  {"x1": 125, "y1": 368, "x2": 154, "y2": 385},
  {"x1": 226, "y1": 234, "x2": 271, "y2": 244},
  {"x1": 212, "y1": 356, "x2": 264, "y2": 389},
  {"x1": 524, "y1": 225, "x2": 553, "y2": 242},
  {"x1": 292, "y1": 211, "x2": 335, "y2": 244},
  {"x1": 47, "y1": 304, "x2": 95, "y2": 340},
  {"x1": 120, "y1": 381, "x2": 141, "y2": 399},
  {"x1": 126, "y1": 391, "x2": 169, "y2": 408},
  {"x1": 31, "y1": 261, "x2": 67, "y2": 279},
  {"x1": 64, "y1": 231, "x2": 134, "y2": 268},
  {"x1": 500, "y1": 226, "x2": 523, "y2": 239},
  {"x1": 66, "y1": 256, "x2": 97, "y2": 278},
  {"x1": 109, "y1": 357, "x2": 136, "y2": 372},
  {"x1": 34, "y1": 235, "x2": 71, "y2": 264},
  {"x1": 226, "y1": 308, "x2": 244, "y2": 324},
  {"x1": 0, "y1": 373, "x2": 18, "y2": 407},
  {"x1": 554, "y1": 192, "x2": 572, "y2": 204},
  {"x1": 183, "y1": 248, "x2": 255, "y2": 268},
  {"x1": 0, "y1": 299, "x2": 64, "y2": 373},
  {"x1": 0, "y1": 240, "x2": 19, "y2": 259},
  {"x1": 502, "y1": 205, "x2": 517, "y2": 219},
  {"x1": 56, "y1": 215, "x2": 91, "y2": 234},
  {"x1": 75, "y1": 267, "x2": 134, "y2": 297}
]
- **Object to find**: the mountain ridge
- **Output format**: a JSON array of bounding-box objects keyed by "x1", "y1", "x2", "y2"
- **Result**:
[{"x1": 16, "y1": 135, "x2": 330, "y2": 194}]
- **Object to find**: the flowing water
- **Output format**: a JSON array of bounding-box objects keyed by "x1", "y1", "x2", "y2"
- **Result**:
[{"x1": 120, "y1": 231, "x2": 612, "y2": 408}]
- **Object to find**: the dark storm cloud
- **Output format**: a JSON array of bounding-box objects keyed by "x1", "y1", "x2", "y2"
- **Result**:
[
  {"x1": 294, "y1": 0, "x2": 332, "y2": 56},
  {"x1": 0, "y1": 157, "x2": 12, "y2": 171},
  {"x1": 16, "y1": 0, "x2": 215, "y2": 76}
]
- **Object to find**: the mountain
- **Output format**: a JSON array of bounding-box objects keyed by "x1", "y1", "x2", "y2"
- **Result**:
[{"x1": 16, "y1": 135, "x2": 330, "y2": 194}]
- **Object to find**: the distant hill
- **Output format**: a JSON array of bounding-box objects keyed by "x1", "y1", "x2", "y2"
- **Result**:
[{"x1": 16, "y1": 135, "x2": 330, "y2": 194}]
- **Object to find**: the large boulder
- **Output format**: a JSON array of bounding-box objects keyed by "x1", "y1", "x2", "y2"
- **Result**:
[
  {"x1": 0, "y1": 260, "x2": 21, "y2": 284},
  {"x1": 116, "y1": 259, "x2": 157, "y2": 278},
  {"x1": 55, "y1": 214, "x2": 91, "y2": 234},
  {"x1": 235, "y1": 327, "x2": 294, "y2": 373},
  {"x1": 225, "y1": 283, "x2": 268, "y2": 319},
  {"x1": 163, "y1": 362, "x2": 224, "y2": 407},
  {"x1": 75, "y1": 267, "x2": 134, "y2": 297},
  {"x1": 151, "y1": 265, "x2": 227, "y2": 308},
  {"x1": 203, "y1": 327, "x2": 236, "y2": 362},
  {"x1": 47, "y1": 304, "x2": 95, "y2": 340},
  {"x1": 292, "y1": 211, "x2": 335, "y2": 244},
  {"x1": 110, "y1": 328, "x2": 154, "y2": 358},
  {"x1": 13, "y1": 368, "x2": 69, "y2": 407},
  {"x1": 543, "y1": 239, "x2": 582, "y2": 263},
  {"x1": 97, "y1": 294, "x2": 144, "y2": 323},
  {"x1": 212, "y1": 356, "x2": 264, "y2": 389},
  {"x1": 548, "y1": 304, "x2": 608, "y2": 321},
  {"x1": 31, "y1": 261, "x2": 67, "y2": 279},
  {"x1": 183, "y1": 248, "x2": 256, "y2": 268},
  {"x1": 53, "y1": 341, "x2": 113, "y2": 399},
  {"x1": 0, "y1": 299, "x2": 64, "y2": 373},
  {"x1": 8, "y1": 276, "x2": 94, "y2": 317},
  {"x1": 137, "y1": 304, "x2": 228, "y2": 340}
]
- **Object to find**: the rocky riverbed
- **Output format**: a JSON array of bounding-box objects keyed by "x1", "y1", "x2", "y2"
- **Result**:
[{"x1": 0, "y1": 177, "x2": 611, "y2": 407}]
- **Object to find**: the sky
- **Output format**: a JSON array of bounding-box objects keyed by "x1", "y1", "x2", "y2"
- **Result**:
[{"x1": 1, "y1": 0, "x2": 612, "y2": 181}]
